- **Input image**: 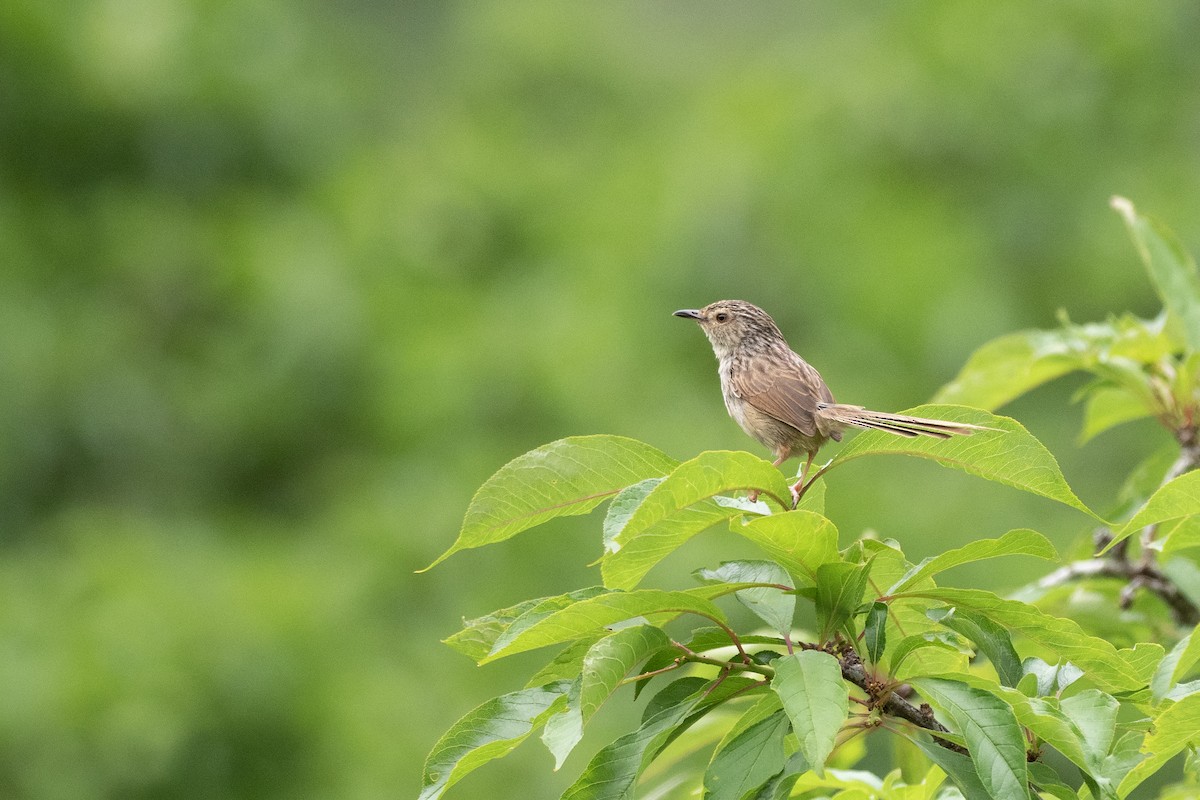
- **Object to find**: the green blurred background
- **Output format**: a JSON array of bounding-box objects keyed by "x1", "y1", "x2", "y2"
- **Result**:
[{"x1": 2, "y1": 1, "x2": 1199, "y2": 798}]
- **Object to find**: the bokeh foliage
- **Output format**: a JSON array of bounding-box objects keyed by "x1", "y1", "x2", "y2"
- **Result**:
[{"x1": 1, "y1": 2, "x2": 1199, "y2": 798}]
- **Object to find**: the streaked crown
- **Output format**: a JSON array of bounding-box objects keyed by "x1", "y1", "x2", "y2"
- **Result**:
[{"x1": 674, "y1": 299, "x2": 787, "y2": 358}]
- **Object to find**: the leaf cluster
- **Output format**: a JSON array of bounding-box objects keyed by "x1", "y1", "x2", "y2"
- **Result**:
[{"x1": 422, "y1": 201, "x2": 1200, "y2": 800}]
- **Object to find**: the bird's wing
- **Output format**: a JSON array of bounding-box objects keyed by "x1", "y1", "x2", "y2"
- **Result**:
[{"x1": 731, "y1": 352, "x2": 834, "y2": 438}]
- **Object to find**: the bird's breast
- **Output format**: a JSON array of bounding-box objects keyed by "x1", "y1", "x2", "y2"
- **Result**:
[{"x1": 718, "y1": 360, "x2": 750, "y2": 427}]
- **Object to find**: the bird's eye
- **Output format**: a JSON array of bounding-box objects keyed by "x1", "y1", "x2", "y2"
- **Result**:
[{"x1": 715, "y1": 312, "x2": 729, "y2": 323}]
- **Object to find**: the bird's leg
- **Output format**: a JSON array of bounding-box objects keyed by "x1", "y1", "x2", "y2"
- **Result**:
[
  {"x1": 749, "y1": 451, "x2": 789, "y2": 504},
  {"x1": 790, "y1": 451, "x2": 816, "y2": 508}
]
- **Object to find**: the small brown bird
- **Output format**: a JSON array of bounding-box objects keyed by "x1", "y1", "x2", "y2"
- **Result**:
[{"x1": 675, "y1": 300, "x2": 983, "y2": 502}]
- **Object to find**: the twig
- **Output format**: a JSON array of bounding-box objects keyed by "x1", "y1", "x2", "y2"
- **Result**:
[
  {"x1": 661, "y1": 637, "x2": 966, "y2": 755},
  {"x1": 796, "y1": 642, "x2": 964, "y2": 754},
  {"x1": 672, "y1": 645, "x2": 775, "y2": 678},
  {"x1": 619, "y1": 659, "x2": 686, "y2": 686},
  {"x1": 835, "y1": 647, "x2": 967, "y2": 755},
  {"x1": 1033, "y1": 557, "x2": 1199, "y2": 626},
  {"x1": 679, "y1": 609, "x2": 754, "y2": 664},
  {"x1": 1041, "y1": 423, "x2": 1200, "y2": 627}
]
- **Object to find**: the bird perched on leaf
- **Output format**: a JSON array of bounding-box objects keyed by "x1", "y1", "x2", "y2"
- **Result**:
[{"x1": 674, "y1": 300, "x2": 985, "y2": 504}]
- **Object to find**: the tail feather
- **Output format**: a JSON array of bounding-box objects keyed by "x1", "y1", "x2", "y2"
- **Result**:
[
  {"x1": 844, "y1": 418, "x2": 945, "y2": 438},
  {"x1": 817, "y1": 404, "x2": 986, "y2": 440}
]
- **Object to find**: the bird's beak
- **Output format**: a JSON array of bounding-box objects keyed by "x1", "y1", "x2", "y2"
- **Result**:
[{"x1": 673, "y1": 309, "x2": 702, "y2": 321}]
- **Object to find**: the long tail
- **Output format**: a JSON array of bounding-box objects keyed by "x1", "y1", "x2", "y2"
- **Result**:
[{"x1": 816, "y1": 403, "x2": 987, "y2": 439}]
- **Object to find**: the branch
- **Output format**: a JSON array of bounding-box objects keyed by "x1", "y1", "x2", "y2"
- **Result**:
[
  {"x1": 676, "y1": 648, "x2": 774, "y2": 678},
  {"x1": 802, "y1": 643, "x2": 967, "y2": 754},
  {"x1": 645, "y1": 638, "x2": 967, "y2": 755},
  {"x1": 1034, "y1": 556, "x2": 1199, "y2": 627},
  {"x1": 1037, "y1": 423, "x2": 1200, "y2": 627}
]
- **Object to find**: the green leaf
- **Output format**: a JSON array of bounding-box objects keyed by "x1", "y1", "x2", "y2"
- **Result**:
[
  {"x1": 444, "y1": 597, "x2": 546, "y2": 662},
  {"x1": 729, "y1": 510, "x2": 840, "y2": 586},
  {"x1": 864, "y1": 601, "x2": 888, "y2": 665},
  {"x1": 1011, "y1": 696, "x2": 1095, "y2": 780},
  {"x1": 911, "y1": 677, "x2": 1028, "y2": 800},
  {"x1": 957, "y1": 683, "x2": 1119, "y2": 796},
  {"x1": 795, "y1": 477, "x2": 826, "y2": 514},
  {"x1": 601, "y1": 498, "x2": 741, "y2": 589},
  {"x1": 600, "y1": 450, "x2": 796, "y2": 589},
  {"x1": 1086, "y1": 358, "x2": 1161, "y2": 415},
  {"x1": 934, "y1": 675, "x2": 1109, "y2": 791},
  {"x1": 1105, "y1": 470, "x2": 1200, "y2": 554},
  {"x1": 641, "y1": 676, "x2": 709, "y2": 723},
  {"x1": 1079, "y1": 385, "x2": 1155, "y2": 444},
  {"x1": 423, "y1": 436, "x2": 678, "y2": 570},
  {"x1": 934, "y1": 314, "x2": 1173, "y2": 411},
  {"x1": 888, "y1": 634, "x2": 964, "y2": 678},
  {"x1": 1021, "y1": 657, "x2": 1083, "y2": 698},
  {"x1": 635, "y1": 676, "x2": 769, "y2": 790},
  {"x1": 911, "y1": 737, "x2": 994, "y2": 800},
  {"x1": 540, "y1": 680, "x2": 583, "y2": 770},
  {"x1": 887, "y1": 528, "x2": 1058, "y2": 595},
  {"x1": 711, "y1": 693, "x2": 783, "y2": 758},
  {"x1": 458, "y1": 588, "x2": 612, "y2": 664},
  {"x1": 682, "y1": 626, "x2": 786, "y2": 653},
  {"x1": 933, "y1": 330, "x2": 1094, "y2": 412},
  {"x1": 1029, "y1": 762, "x2": 1080, "y2": 800},
  {"x1": 446, "y1": 589, "x2": 609, "y2": 662},
  {"x1": 579, "y1": 625, "x2": 672, "y2": 725},
  {"x1": 1060, "y1": 689, "x2": 1119, "y2": 773},
  {"x1": 788, "y1": 768, "x2": 892, "y2": 797},
  {"x1": 420, "y1": 681, "x2": 570, "y2": 800},
  {"x1": 1112, "y1": 195, "x2": 1200, "y2": 350},
  {"x1": 560, "y1": 678, "x2": 703, "y2": 800},
  {"x1": 1152, "y1": 625, "x2": 1200, "y2": 701},
  {"x1": 526, "y1": 636, "x2": 605, "y2": 688},
  {"x1": 892, "y1": 587, "x2": 1148, "y2": 692},
  {"x1": 745, "y1": 751, "x2": 811, "y2": 800},
  {"x1": 1123, "y1": 642, "x2": 1168, "y2": 685},
  {"x1": 1166, "y1": 678, "x2": 1200, "y2": 701},
  {"x1": 863, "y1": 541, "x2": 971, "y2": 681},
  {"x1": 927, "y1": 606, "x2": 1023, "y2": 688},
  {"x1": 1095, "y1": 731, "x2": 1147, "y2": 800},
  {"x1": 1159, "y1": 516, "x2": 1200, "y2": 559},
  {"x1": 1015, "y1": 669, "x2": 1039, "y2": 697},
  {"x1": 703, "y1": 710, "x2": 791, "y2": 800},
  {"x1": 625, "y1": 682, "x2": 769, "y2": 796},
  {"x1": 831, "y1": 405, "x2": 1098, "y2": 520},
  {"x1": 771, "y1": 650, "x2": 848, "y2": 776},
  {"x1": 696, "y1": 561, "x2": 796, "y2": 637},
  {"x1": 1151, "y1": 632, "x2": 1191, "y2": 702},
  {"x1": 541, "y1": 624, "x2": 674, "y2": 769},
  {"x1": 608, "y1": 451, "x2": 794, "y2": 551},
  {"x1": 1117, "y1": 692, "x2": 1200, "y2": 797},
  {"x1": 815, "y1": 559, "x2": 873, "y2": 642},
  {"x1": 602, "y1": 478, "x2": 663, "y2": 546},
  {"x1": 483, "y1": 587, "x2": 729, "y2": 663}
]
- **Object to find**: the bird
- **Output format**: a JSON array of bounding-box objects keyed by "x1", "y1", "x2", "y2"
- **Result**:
[{"x1": 674, "y1": 300, "x2": 985, "y2": 504}]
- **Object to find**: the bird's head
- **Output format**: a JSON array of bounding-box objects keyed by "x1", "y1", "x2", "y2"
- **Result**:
[{"x1": 673, "y1": 300, "x2": 786, "y2": 358}]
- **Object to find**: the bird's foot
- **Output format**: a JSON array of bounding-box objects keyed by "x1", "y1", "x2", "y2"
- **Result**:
[{"x1": 790, "y1": 459, "x2": 834, "y2": 508}]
